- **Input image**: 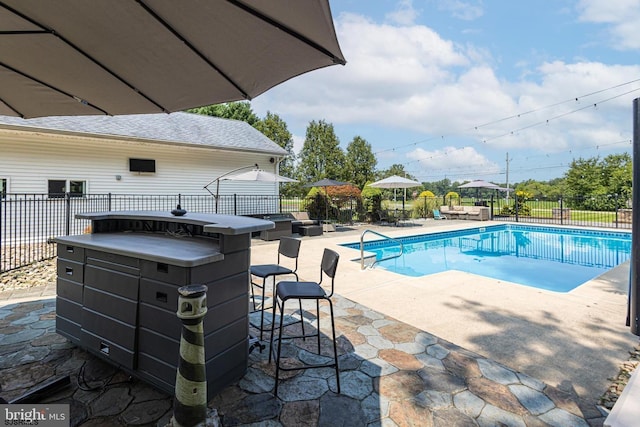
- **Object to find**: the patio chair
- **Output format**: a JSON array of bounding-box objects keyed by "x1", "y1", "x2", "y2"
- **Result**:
[
  {"x1": 376, "y1": 209, "x2": 397, "y2": 226},
  {"x1": 433, "y1": 209, "x2": 447, "y2": 220},
  {"x1": 269, "y1": 248, "x2": 340, "y2": 397},
  {"x1": 250, "y1": 237, "x2": 302, "y2": 340}
]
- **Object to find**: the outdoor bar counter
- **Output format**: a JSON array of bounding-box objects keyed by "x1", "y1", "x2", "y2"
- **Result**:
[{"x1": 55, "y1": 210, "x2": 273, "y2": 399}]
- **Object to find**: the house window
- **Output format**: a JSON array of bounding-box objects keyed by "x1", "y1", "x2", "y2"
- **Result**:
[
  {"x1": 48, "y1": 180, "x2": 86, "y2": 198},
  {"x1": 69, "y1": 180, "x2": 86, "y2": 197},
  {"x1": 1, "y1": 178, "x2": 6, "y2": 199}
]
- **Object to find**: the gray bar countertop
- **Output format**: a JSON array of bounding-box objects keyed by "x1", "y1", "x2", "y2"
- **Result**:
[
  {"x1": 56, "y1": 233, "x2": 225, "y2": 267},
  {"x1": 55, "y1": 210, "x2": 275, "y2": 267},
  {"x1": 74, "y1": 210, "x2": 274, "y2": 235}
]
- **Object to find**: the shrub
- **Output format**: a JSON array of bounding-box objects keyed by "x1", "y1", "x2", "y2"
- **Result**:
[
  {"x1": 445, "y1": 192, "x2": 460, "y2": 206},
  {"x1": 361, "y1": 182, "x2": 382, "y2": 221},
  {"x1": 500, "y1": 190, "x2": 532, "y2": 216},
  {"x1": 413, "y1": 193, "x2": 438, "y2": 218}
]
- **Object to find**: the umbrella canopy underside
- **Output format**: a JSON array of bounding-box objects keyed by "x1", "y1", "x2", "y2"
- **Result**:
[{"x1": 0, "y1": 0, "x2": 345, "y2": 118}]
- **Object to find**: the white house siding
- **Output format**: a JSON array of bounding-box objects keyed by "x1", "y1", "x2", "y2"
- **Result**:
[
  {"x1": 1, "y1": 129, "x2": 286, "y2": 246},
  {"x1": 0, "y1": 130, "x2": 284, "y2": 196}
]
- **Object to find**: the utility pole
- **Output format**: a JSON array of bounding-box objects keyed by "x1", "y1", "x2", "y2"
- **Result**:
[{"x1": 506, "y1": 152, "x2": 511, "y2": 202}]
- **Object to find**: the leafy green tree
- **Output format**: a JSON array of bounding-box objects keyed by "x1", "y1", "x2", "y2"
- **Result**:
[
  {"x1": 517, "y1": 179, "x2": 553, "y2": 199},
  {"x1": 429, "y1": 178, "x2": 453, "y2": 196},
  {"x1": 297, "y1": 120, "x2": 345, "y2": 184},
  {"x1": 188, "y1": 101, "x2": 260, "y2": 125},
  {"x1": 377, "y1": 164, "x2": 415, "y2": 180},
  {"x1": 345, "y1": 136, "x2": 376, "y2": 189},
  {"x1": 563, "y1": 154, "x2": 632, "y2": 210},
  {"x1": 601, "y1": 153, "x2": 632, "y2": 200},
  {"x1": 254, "y1": 111, "x2": 297, "y2": 196},
  {"x1": 361, "y1": 181, "x2": 382, "y2": 222},
  {"x1": 565, "y1": 157, "x2": 603, "y2": 199}
]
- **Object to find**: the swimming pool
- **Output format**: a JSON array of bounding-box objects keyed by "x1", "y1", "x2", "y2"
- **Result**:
[{"x1": 343, "y1": 225, "x2": 632, "y2": 292}]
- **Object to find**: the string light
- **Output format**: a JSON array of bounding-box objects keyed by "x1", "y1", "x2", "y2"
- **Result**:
[{"x1": 373, "y1": 78, "x2": 640, "y2": 157}]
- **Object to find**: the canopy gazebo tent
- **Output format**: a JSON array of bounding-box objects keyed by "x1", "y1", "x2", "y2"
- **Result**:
[{"x1": 458, "y1": 180, "x2": 502, "y2": 203}]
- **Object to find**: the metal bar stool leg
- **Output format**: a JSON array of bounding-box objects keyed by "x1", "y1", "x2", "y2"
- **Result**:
[
  {"x1": 258, "y1": 276, "x2": 268, "y2": 340},
  {"x1": 316, "y1": 299, "x2": 321, "y2": 353},
  {"x1": 274, "y1": 298, "x2": 287, "y2": 397},
  {"x1": 327, "y1": 297, "x2": 340, "y2": 393}
]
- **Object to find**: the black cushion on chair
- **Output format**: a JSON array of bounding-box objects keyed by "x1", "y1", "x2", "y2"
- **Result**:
[
  {"x1": 276, "y1": 281, "x2": 327, "y2": 300},
  {"x1": 250, "y1": 264, "x2": 293, "y2": 278}
]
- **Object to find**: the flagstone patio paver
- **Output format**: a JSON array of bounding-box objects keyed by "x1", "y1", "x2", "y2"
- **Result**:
[{"x1": 0, "y1": 294, "x2": 608, "y2": 426}]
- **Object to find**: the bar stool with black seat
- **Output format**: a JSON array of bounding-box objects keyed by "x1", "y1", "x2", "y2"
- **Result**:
[
  {"x1": 269, "y1": 248, "x2": 340, "y2": 397},
  {"x1": 250, "y1": 236, "x2": 301, "y2": 340}
]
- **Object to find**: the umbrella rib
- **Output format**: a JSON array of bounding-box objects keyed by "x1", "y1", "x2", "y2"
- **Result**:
[
  {"x1": 0, "y1": 61, "x2": 109, "y2": 117},
  {"x1": 0, "y1": 1, "x2": 169, "y2": 115},
  {"x1": 0, "y1": 94, "x2": 21, "y2": 117},
  {"x1": 228, "y1": 0, "x2": 347, "y2": 65},
  {"x1": 138, "y1": 0, "x2": 251, "y2": 100}
]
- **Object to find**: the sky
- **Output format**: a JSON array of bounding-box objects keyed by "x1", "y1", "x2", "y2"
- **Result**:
[{"x1": 250, "y1": 0, "x2": 640, "y2": 185}]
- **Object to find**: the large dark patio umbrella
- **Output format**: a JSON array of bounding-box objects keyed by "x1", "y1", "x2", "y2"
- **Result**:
[
  {"x1": 0, "y1": 0, "x2": 346, "y2": 118},
  {"x1": 305, "y1": 178, "x2": 350, "y2": 221}
]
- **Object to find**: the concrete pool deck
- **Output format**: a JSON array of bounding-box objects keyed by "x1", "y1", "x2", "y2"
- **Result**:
[{"x1": 249, "y1": 219, "x2": 638, "y2": 405}]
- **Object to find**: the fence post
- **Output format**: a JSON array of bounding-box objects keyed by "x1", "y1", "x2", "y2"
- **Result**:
[
  {"x1": 423, "y1": 197, "x2": 427, "y2": 218},
  {"x1": 0, "y1": 194, "x2": 3, "y2": 268},
  {"x1": 560, "y1": 197, "x2": 564, "y2": 225},
  {"x1": 490, "y1": 194, "x2": 494, "y2": 220},
  {"x1": 65, "y1": 192, "x2": 71, "y2": 235},
  {"x1": 108, "y1": 192, "x2": 112, "y2": 211},
  {"x1": 233, "y1": 194, "x2": 237, "y2": 216},
  {"x1": 514, "y1": 192, "x2": 519, "y2": 222},
  {"x1": 615, "y1": 194, "x2": 619, "y2": 228}
]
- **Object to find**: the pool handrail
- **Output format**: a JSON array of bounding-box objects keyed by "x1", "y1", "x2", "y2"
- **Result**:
[{"x1": 360, "y1": 229, "x2": 404, "y2": 270}]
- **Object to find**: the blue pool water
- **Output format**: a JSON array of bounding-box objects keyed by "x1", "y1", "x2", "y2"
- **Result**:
[{"x1": 342, "y1": 225, "x2": 632, "y2": 292}]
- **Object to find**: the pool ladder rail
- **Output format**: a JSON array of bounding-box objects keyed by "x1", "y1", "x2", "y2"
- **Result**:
[{"x1": 360, "y1": 229, "x2": 404, "y2": 270}]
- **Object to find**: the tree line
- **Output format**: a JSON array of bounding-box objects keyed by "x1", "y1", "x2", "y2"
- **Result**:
[{"x1": 189, "y1": 102, "x2": 632, "y2": 203}]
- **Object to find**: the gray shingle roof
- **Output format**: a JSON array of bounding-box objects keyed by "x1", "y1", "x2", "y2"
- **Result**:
[{"x1": 0, "y1": 112, "x2": 288, "y2": 156}]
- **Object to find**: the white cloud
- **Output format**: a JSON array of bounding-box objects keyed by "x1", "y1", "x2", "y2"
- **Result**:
[
  {"x1": 386, "y1": 0, "x2": 420, "y2": 25},
  {"x1": 577, "y1": 0, "x2": 640, "y2": 50},
  {"x1": 406, "y1": 146, "x2": 500, "y2": 181},
  {"x1": 435, "y1": 0, "x2": 484, "y2": 21},
  {"x1": 251, "y1": 8, "x2": 640, "y2": 178}
]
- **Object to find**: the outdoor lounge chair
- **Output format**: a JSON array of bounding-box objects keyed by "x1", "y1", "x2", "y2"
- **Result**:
[
  {"x1": 433, "y1": 209, "x2": 447, "y2": 220},
  {"x1": 376, "y1": 209, "x2": 397, "y2": 226}
]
